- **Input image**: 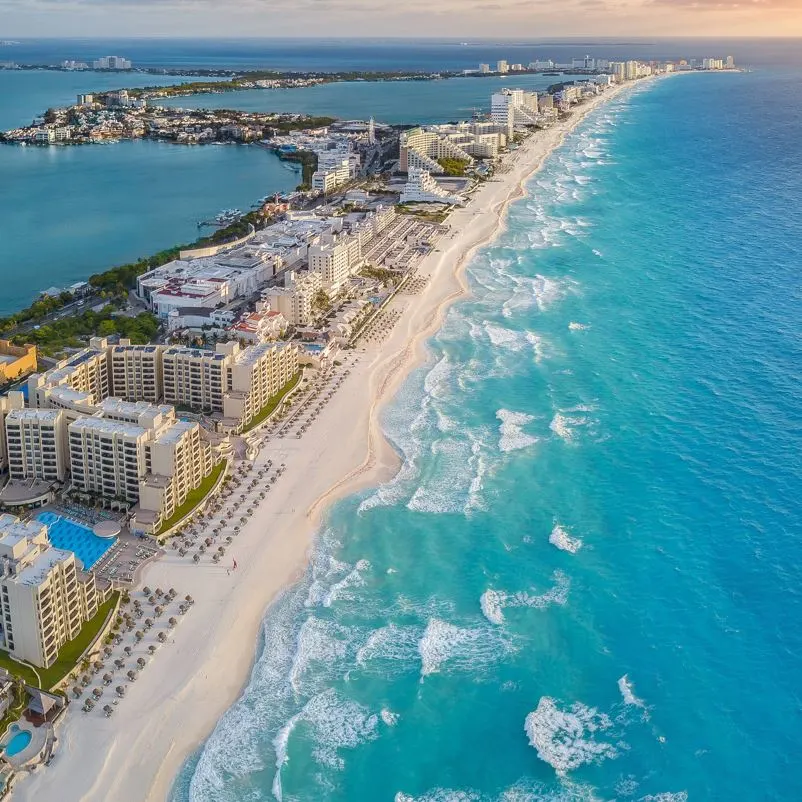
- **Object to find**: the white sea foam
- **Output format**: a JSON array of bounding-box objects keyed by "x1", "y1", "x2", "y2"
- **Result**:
[
  {"x1": 524, "y1": 697, "x2": 619, "y2": 775},
  {"x1": 549, "y1": 524, "x2": 583, "y2": 554},
  {"x1": 592, "y1": 249, "x2": 603, "y2": 257},
  {"x1": 355, "y1": 623, "x2": 421, "y2": 671},
  {"x1": 288, "y1": 616, "x2": 351, "y2": 694},
  {"x1": 638, "y1": 795, "x2": 688, "y2": 802},
  {"x1": 295, "y1": 688, "x2": 380, "y2": 770},
  {"x1": 465, "y1": 434, "x2": 488, "y2": 514},
  {"x1": 525, "y1": 331, "x2": 547, "y2": 363},
  {"x1": 481, "y1": 571, "x2": 570, "y2": 625},
  {"x1": 321, "y1": 559, "x2": 370, "y2": 607},
  {"x1": 549, "y1": 407, "x2": 595, "y2": 443},
  {"x1": 407, "y1": 438, "x2": 473, "y2": 514},
  {"x1": 417, "y1": 618, "x2": 512, "y2": 678},
  {"x1": 618, "y1": 675, "x2": 646, "y2": 708},
  {"x1": 497, "y1": 409, "x2": 539, "y2": 453},
  {"x1": 381, "y1": 708, "x2": 400, "y2": 726},
  {"x1": 568, "y1": 322, "x2": 589, "y2": 331}
]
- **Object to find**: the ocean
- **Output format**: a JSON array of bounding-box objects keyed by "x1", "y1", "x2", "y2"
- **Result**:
[{"x1": 169, "y1": 63, "x2": 802, "y2": 802}]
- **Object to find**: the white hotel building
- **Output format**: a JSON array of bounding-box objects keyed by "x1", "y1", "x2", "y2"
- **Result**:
[{"x1": 0, "y1": 515, "x2": 108, "y2": 668}]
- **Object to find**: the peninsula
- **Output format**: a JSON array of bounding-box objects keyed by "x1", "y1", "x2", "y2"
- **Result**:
[{"x1": 0, "y1": 51, "x2": 731, "y2": 801}]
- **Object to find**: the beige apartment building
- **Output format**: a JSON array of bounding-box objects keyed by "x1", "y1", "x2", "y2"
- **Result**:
[
  {"x1": 4, "y1": 408, "x2": 67, "y2": 483},
  {"x1": 28, "y1": 338, "x2": 111, "y2": 409},
  {"x1": 223, "y1": 342, "x2": 299, "y2": 429},
  {"x1": 110, "y1": 343, "x2": 162, "y2": 403},
  {"x1": 263, "y1": 270, "x2": 323, "y2": 326},
  {"x1": 0, "y1": 392, "x2": 24, "y2": 473},
  {"x1": 308, "y1": 234, "x2": 362, "y2": 292},
  {"x1": 399, "y1": 127, "x2": 474, "y2": 174},
  {"x1": 0, "y1": 514, "x2": 106, "y2": 668},
  {"x1": 162, "y1": 341, "x2": 299, "y2": 432},
  {"x1": 162, "y1": 346, "x2": 228, "y2": 413}
]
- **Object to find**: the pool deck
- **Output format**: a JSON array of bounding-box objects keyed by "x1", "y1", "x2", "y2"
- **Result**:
[{"x1": 1, "y1": 721, "x2": 47, "y2": 771}]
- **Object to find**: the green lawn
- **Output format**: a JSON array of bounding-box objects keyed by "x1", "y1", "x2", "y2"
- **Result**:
[
  {"x1": 156, "y1": 461, "x2": 226, "y2": 536},
  {"x1": 241, "y1": 372, "x2": 301, "y2": 434},
  {"x1": 0, "y1": 593, "x2": 119, "y2": 690}
]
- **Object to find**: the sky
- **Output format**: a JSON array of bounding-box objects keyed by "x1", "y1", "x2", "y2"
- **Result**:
[{"x1": 2, "y1": 0, "x2": 802, "y2": 38}]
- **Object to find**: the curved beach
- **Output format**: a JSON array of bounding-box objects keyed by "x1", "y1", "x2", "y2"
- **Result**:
[{"x1": 14, "y1": 83, "x2": 626, "y2": 802}]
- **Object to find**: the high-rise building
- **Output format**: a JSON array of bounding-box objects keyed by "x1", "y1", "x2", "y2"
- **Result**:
[
  {"x1": 479, "y1": 63, "x2": 491, "y2": 74},
  {"x1": 4, "y1": 409, "x2": 66, "y2": 483},
  {"x1": 0, "y1": 514, "x2": 107, "y2": 668},
  {"x1": 496, "y1": 60, "x2": 509, "y2": 74}
]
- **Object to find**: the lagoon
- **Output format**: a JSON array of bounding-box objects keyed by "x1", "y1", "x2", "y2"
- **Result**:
[{"x1": 0, "y1": 138, "x2": 298, "y2": 315}]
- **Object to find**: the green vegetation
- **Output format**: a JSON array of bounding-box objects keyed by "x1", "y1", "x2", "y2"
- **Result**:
[
  {"x1": 277, "y1": 148, "x2": 318, "y2": 186},
  {"x1": 396, "y1": 205, "x2": 449, "y2": 223},
  {"x1": 156, "y1": 461, "x2": 226, "y2": 536},
  {"x1": 241, "y1": 372, "x2": 302, "y2": 433},
  {"x1": 360, "y1": 266, "x2": 398, "y2": 284},
  {"x1": 0, "y1": 593, "x2": 119, "y2": 690},
  {"x1": 13, "y1": 307, "x2": 159, "y2": 357},
  {"x1": 0, "y1": 679, "x2": 28, "y2": 735},
  {"x1": 311, "y1": 289, "x2": 331, "y2": 316},
  {"x1": 436, "y1": 158, "x2": 469, "y2": 177}
]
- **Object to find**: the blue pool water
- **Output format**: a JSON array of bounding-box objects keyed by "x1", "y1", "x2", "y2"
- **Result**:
[
  {"x1": 4, "y1": 729, "x2": 32, "y2": 758},
  {"x1": 36, "y1": 512, "x2": 116, "y2": 570}
]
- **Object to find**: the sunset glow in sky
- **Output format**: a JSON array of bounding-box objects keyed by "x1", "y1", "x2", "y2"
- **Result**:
[{"x1": 3, "y1": 0, "x2": 802, "y2": 38}]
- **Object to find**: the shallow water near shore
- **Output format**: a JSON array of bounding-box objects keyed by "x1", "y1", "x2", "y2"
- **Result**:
[{"x1": 173, "y1": 68, "x2": 802, "y2": 802}]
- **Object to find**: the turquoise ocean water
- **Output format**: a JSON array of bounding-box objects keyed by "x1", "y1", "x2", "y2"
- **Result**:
[{"x1": 172, "y1": 68, "x2": 802, "y2": 802}]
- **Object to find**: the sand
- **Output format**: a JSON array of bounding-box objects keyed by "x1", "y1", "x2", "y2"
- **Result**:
[{"x1": 15, "y1": 83, "x2": 626, "y2": 802}]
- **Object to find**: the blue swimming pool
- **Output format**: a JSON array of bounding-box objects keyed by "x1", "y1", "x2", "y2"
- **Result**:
[
  {"x1": 4, "y1": 728, "x2": 31, "y2": 757},
  {"x1": 36, "y1": 512, "x2": 116, "y2": 570}
]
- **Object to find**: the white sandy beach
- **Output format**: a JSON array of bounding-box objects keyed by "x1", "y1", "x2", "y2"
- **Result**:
[{"x1": 14, "y1": 83, "x2": 626, "y2": 802}]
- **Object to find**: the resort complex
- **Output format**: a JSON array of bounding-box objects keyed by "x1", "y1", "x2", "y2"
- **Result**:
[{"x1": 0, "y1": 50, "x2": 731, "y2": 797}]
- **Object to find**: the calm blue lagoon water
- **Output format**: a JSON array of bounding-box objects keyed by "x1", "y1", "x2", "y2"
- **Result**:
[
  {"x1": 0, "y1": 130, "x2": 299, "y2": 314},
  {"x1": 171, "y1": 67, "x2": 802, "y2": 802},
  {"x1": 159, "y1": 75, "x2": 571, "y2": 125}
]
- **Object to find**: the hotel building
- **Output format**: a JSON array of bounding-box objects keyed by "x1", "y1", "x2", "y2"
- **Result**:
[
  {"x1": 399, "y1": 127, "x2": 474, "y2": 174},
  {"x1": 491, "y1": 89, "x2": 542, "y2": 138},
  {"x1": 4, "y1": 409, "x2": 67, "y2": 483},
  {"x1": 0, "y1": 514, "x2": 107, "y2": 668},
  {"x1": 400, "y1": 168, "x2": 464, "y2": 205},
  {"x1": 110, "y1": 343, "x2": 162, "y2": 403},
  {"x1": 263, "y1": 270, "x2": 323, "y2": 326}
]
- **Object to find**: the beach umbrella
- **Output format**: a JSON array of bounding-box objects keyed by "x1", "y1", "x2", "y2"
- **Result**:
[
  {"x1": 136, "y1": 657, "x2": 146, "y2": 669},
  {"x1": 103, "y1": 705, "x2": 113, "y2": 717},
  {"x1": 154, "y1": 605, "x2": 164, "y2": 617},
  {"x1": 135, "y1": 631, "x2": 144, "y2": 643},
  {"x1": 168, "y1": 617, "x2": 177, "y2": 627},
  {"x1": 205, "y1": 538, "x2": 213, "y2": 546},
  {"x1": 83, "y1": 700, "x2": 94, "y2": 712},
  {"x1": 179, "y1": 604, "x2": 187, "y2": 615},
  {"x1": 185, "y1": 595, "x2": 194, "y2": 604},
  {"x1": 148, "y1": 645, "x2": 156, "y2": 655},
  {"x1": 81, "y1": 674, "x2": 91, "y2": 686},
  {"x1": 93, "y1": 661, "x2": 104, "y2": 672},
  {"x1": 92, "y1": 688, "x2": 103, "y2": 698},
  {"x1": 199, "y1": 545, "x2": 206, "y2": 554},
  {"x1": 179, "y1": 548, "x2": 187, "y2": 557},
  {"x1": 72, "y1": 686, "x2": 82, "y2": 698},
  {"x1": 212, "y1": 553, "x2": 220, "y2": 563},
  {"x1": 103, "y1": 673, "x2": 113, "y2": 684},
  {"x1": 127, "y1": 670, "x2": 137, "y2": 681},
  {"x1": 116, "y1": 686, "x2": 125, "y2": 697},
  {"x1": 103, "y1": 646, "x2": 113, "y2": 658},
  {"x1": 148, "y1": 595, "x2": 156, "y2": 605},
  {"x1": 142, "y1": 587, "x2": 151, "y2": 596},
  {"x1": 168, "y1": 588, "x2": 177, "y2": 598},
  {"x1": 158, "y1": 632, "x2": 167, "y2": 643},
  {"x1": 193, "y1": 554, "x2": 200, "y2": 563},
  {"x1": 144, "y1": 618, "x2": 153, "y2": 630},
  {"x1": 124, "y1": 646, "x2": 132, "y2": 657},
  {"x1": 114, "y1": 659, "x2": 125, "y2": 670},
  {"x1": 155, "y1": 588, "x2": 164, "y2": 597}
]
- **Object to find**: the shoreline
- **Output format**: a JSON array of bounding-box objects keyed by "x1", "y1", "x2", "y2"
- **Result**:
[{"x1": 12, "y1": 81, "x2": 630, "y2": 802}]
